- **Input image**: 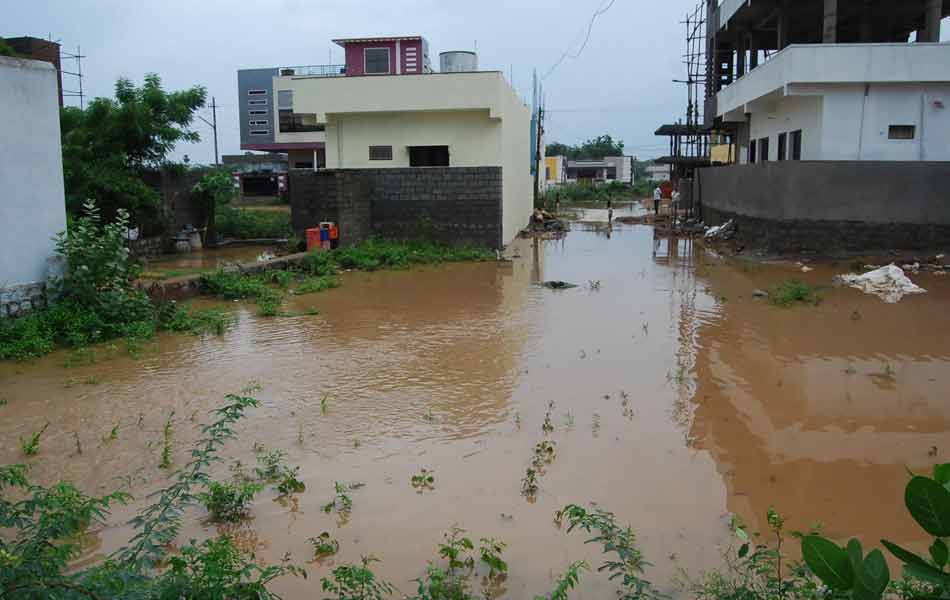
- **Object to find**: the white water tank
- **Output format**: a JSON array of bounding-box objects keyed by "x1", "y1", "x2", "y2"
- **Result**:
[{"x1": 439, "y1": 51, "x2": 478, "y2": 73}]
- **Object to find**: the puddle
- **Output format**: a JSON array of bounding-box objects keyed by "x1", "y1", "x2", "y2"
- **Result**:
[
  {"x1": 141, "y1": 244, "x2": 281, "y2": 276},
  {"x1": 1, "y1": 225, "x2": 948, "y2": 597}
]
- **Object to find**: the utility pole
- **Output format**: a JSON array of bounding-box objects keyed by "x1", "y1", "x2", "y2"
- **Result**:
[
  {"x1": 197, "y1": 97, "x2": 220, "y2": 166},
  {"x1": 533, "y1": 104, "x2": 544, "y2": 206}
]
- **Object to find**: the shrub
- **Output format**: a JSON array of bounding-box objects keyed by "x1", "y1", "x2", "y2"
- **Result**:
[
  {"x1": 198, "y1": 479, "x2": 263, "y2": 522},
  {"x1": 768, "y1": 280, "x2": 822, "y2": 307},
  {"x1": 215, "y1": 206, "x2": 292, "y2": 239}
]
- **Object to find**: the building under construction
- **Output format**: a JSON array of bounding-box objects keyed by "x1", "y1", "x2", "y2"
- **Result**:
[{"x1": 665, "y1": 0, "x2": 950, "y2": 252}]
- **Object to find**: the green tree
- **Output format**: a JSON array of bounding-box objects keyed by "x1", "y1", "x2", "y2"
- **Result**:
[
  {"x1": 545, "y1": 135, "x2": 625, "y2": 161},
  {"x1": 0, "y1": 38, "x2": 17, "y2": 57},
  {"x1": 60, "y1": 73, "x2": 207, "y2": 233},
  {"x1": 192, "y1": 168, "x2": 236, "y2": 243}
]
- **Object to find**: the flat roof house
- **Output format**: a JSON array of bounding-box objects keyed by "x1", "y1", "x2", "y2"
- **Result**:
[{"x1": 238, "y1": 36, "x2": 532, "y2": 249}]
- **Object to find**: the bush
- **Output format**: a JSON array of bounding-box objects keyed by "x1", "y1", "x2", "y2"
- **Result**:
[
  {"x1": 768, "y1": 280, "x2": 822, "y2": 307},
  {"x1": 215, "y1": 206, "x2": 292, "y2": 239},
  {"x1": 198, "y1": 479, "x2": 263, "y2": 522},
  {"x1": 548, "y1": 181, "x2": 630, "y2": 206}
]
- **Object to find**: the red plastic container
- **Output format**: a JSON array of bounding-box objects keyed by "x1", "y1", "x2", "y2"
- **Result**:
[{"x1": 306, "y1": 228, "x2": 322, "y2": 251}]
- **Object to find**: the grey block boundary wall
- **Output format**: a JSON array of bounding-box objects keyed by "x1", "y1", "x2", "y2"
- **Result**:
[
  {"x1": 0, "y1": 282, "x2": 47, "y2": 318},
  {"x1": 290, "y1": 167, "x2": 504, "y2": 249},
  {"x1": 696, "y1": 162, "x2": 950, "y2": 252}
]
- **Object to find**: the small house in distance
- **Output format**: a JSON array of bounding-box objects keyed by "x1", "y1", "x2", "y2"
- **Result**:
[{"x1": 237, "y1": 35, "x2": 532, "y2": 249}]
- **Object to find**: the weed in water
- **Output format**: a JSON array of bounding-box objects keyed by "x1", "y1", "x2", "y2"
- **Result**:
[
  {"x1": 84, "y1": 375, "x2": 99, "y2": 385},
  {"x1": 564, "y1": 411, "x2": 575, "y2": 427},
  {"x1": 479, "y1": 537, "x2": 509, "y2": 579},
  {"x1": 20, "y1": 423, "x2": 49, "y2": 456},
  {"x1": 321, "y1": 556, "x2": 395, "y2": 600},
  {"x1": 320, "y1": 392, "x2": 329, "y2": 415},
  {"x1": 532, "y1": 441, "x2": 557, "y2": 468},
  {"x1": 514, "y1": 412, "x2": 522, "y2": 429},
  {"x1": 411, "y1": 468, "x2": 436, "y2": 491},
  {"x1": 0, "y1": 398, "x2": 7, "y2": 407},
  {"x1": 198, "y1": 478, "x2": 263, "y2": 522},
  {"x1": 308, "y1": 531, "x2": 340, "y2": 558},
  {"x1": 102, "y1": 422, "x2": 119, "y2": 443},
  {"x1": 293, "y1": 275, "x2": 341, "y2": 295},
  {"x1": 767, "y1": 279, "x2": 822, "y2": 307},
  {"x1": 276, "y1": 466, "x2": 306, "y2": 495},
  {"x1": 522, "y1": 468, "x2": 539, "y2": 497},
  {"x1": 324, "y1": 481, "x2": 353, "y2": 514},
  {"x1": 73, "y1": 432, "x2": 83, "y2": 456},
  {"x1": 254, "y1": 447, "x2": 288, "y2": 481},
  {"x1": 422, "y1": 408, "x2": 435, "y2": 423},
  {"x1": 298, "y1": 422, "x2": 305, "y2": 444},
  {"x1": 537, "y1": 561, "x2": 588, "y2": 600},
  {"x1": 159, "y1": 411, "x2": 175, "y2": 469}
]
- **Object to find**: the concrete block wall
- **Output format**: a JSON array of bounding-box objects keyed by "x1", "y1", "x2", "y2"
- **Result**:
[
  {"x1": 290, "y1": 167, "x2": 504, "y2": 249},
  {"x1": 697, "y1": 161, "x2": 950, "y2": 252},
  {"x1": 0, "y1": 282, "x2": 48, "y2": 318}
]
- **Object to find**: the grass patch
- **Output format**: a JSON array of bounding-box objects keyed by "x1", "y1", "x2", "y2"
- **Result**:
[
  {"x1": 305, "y1": 238, "x2": 493, "y2": 273},
  {"x1": 140, "y1": 267, "x2": 214, "y2": 281},
  {"x1": 767, "y1": 279, "x2": 822, "y2": 307},
  {"x1": 293, "y1": 275, "x2": 341, "y2": 295},
  {"x1": 216, "y1": 206, "x2": 292, "y2": 239},
  {"x1": 545, "y1": 181, "x2": 630, "y2": 207}
]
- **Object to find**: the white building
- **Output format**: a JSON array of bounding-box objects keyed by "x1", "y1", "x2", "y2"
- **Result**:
[
  {"x1": 710, "y1": 0, "x2": 950, "y2": 164},
  {"x1": 644, "y1": 163, "x2": 672, "y2": 182},
  {"x1": 0, "y1": 56, "x2": 67, "y2": 317}
]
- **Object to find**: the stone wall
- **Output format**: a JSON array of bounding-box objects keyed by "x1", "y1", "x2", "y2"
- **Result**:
[
  {"x1": 290, "y1": 167, "x2": 504, "y2": 249},
  {"x1": 696, "y1": 161, "x2": 950, "y2": 252},
  {"x1": 129, "y1": 236, "x2": 166, "y2": 258},
  {"x1": 0, "y1": 282, "x2": 47, "y2": 318}
]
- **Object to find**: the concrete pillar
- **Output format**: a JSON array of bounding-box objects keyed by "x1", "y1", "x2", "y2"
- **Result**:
[
  {"x1": 750, "y1": 35, "x2": 759, "y2": 69},
  {"x1": 823, "y1": 0, "x2": 838, "y2": 43},
  {"x1": 777, "y1": 6, "x2": 789, "y2": 50},
  {"x1": 736, "y1": 34, "x2": 747, "y2": 77},
  {"x1": 920, "y1": 0, "x2": 942, "y2": 42}
]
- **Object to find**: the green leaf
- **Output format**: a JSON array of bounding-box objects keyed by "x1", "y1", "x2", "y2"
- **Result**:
[
  {"x1": 738, "y1": 543, "x2": 749, "y2": 558},
  {"x1": 904, "y1": 562, "x2": 950, "y2": 587},
  {"x1": 881, "y1": 539, "x2": 932, "y2": 568},
  {"x1": 931, "y1": 539, "x2": 949, "y2": 568},
  {"x1": 905, "y1": 476, "x2": 950, "y2": 536},
  {"x1": 735, "y1": 527, "x2": 749, "y2": 543},
  {"x1": 853, "y1": 549, "x2": 890, "y2": 600},
  {"x1": 802, "y1": 535, "x2": 854, "y2": 591},
  {"x1": 934, "y1": 464, "x2": 950, "y2": 486},
  {"x1": 847, "y1": 538, "x2": 864, "y2": 574}
]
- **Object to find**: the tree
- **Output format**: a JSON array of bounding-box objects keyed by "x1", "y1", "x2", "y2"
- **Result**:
[
  {"x1": 0, "y1": 38, "x2": 16, "y2": 57},
  {"x1": 60, "y1": 73, "x2": 207, "y2": 232},
  {"x1": 545, "y1": 135, "x2": 625, "y2": 161}
]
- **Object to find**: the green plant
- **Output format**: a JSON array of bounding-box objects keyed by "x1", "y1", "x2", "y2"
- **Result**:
[
  {"x1": 216, "y1": 205, "x2": 293, "y2": 239},
  {"x1": 522, "y1": 468, "x2": 539, "y2": 497},
  {"x1": 276, "y1": 466, "x2": 306, "y2": 495},
  {"x1": 20, "y1": 423, "x2": 49, "y2": 457},
  {"x1": 254, "y1": 447, "x2": 288, "y2": 481},
  {"x1": 321, "y1": 393, "x2": 330, "y2": 415},
  {"x1": 324, "y1": 481, "x2": 353, "y2": 514},
  {"x1": 309, "y1": 531, "x2": 341, "y2": 558},
  {"x1": 321, "y1": 555, "x2": 395, "y2": 600},
  {"x1": 535, "y1": 561, "x2": 588, "y2": 600},
  {"x1": 533, "y1": 441, "x2": 557, "y2": 468},
  {"x1": 159, "y1": 411, "x2": 175, "y2": 469},
  {"x1": 198, "y1": 478, "x2": 263, "y2": 522},
  {"x1": 411, "y1": 468, "x2": 436, "y2": 491},
  {"x1": 479, "y1": 538, "x2": 508, "y2": 578},
  {"x1": 556, "y1": 504, "x2": 663, "y2": 600},
  {"x1": 295, "y1": 275, "x2": 341, "y2": 295},
  {"x1": 768, "y1": 280, "x2": 822, "y2": 307}
]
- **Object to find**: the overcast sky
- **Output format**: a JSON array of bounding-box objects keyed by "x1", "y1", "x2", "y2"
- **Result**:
[{"x1": 6, "y1": 1, "x2": 949, "y2": 164}]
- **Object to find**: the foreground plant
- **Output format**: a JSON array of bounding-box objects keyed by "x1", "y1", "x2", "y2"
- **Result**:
[
  {"x1": 410, "y1": 526, "x2": 510, "y2": 600},
  {"x1": 309, "y1": 531, "x2": 341, "y2": 558},
  {"x1": 198, "y1": 478, "x2": 263, "y2": 522},
  {"x1": 324, "y1": 481, "x2": 354, "y2": 514},
  {"x1": 411, "y1": 469, "x2": 436, "y2": 491},
  {"x1": 322, "y1": 555, "x2": 395, "y2": 600},
  {"x1": 535, "y1": 561, "x2": 588, "y2": 600},
  {"x1": 19, "y1": 423, "x2": 49, "y2": 457},
  {"x1": 0, "y1": 388, "x2": 304, "y2": 598}
]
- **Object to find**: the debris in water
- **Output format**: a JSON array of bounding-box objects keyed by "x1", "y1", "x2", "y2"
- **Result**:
[
  {"x1": 752, "y1": 289, "x2": 768, "y2": 298},
  {"x1": 704, "y1": 219, "x2": 736, "y2": 241},
  {"x1": 542, "y1": 281, "x2": 578, "y2": 290},
  {"x1": 257, "y1": 251, "x2": 276, "y2": 262},
  {"x1": 835, "y1": 264, "x2": 927, "y2": 303}
]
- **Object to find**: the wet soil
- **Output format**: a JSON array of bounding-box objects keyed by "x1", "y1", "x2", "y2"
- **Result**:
[{"x1": 2, "y1": 222, "x2": 949, "y2": 598}]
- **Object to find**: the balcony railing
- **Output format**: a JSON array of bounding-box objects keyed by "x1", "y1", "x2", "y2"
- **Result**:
[{"x1": 279, "y1": 64, "x2": 346, "y2": 77}]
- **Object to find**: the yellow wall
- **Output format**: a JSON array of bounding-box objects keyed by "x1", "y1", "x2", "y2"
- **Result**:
[
  {"x1": 710, "y1": 143, "x2": 735, "y2": 164},
  {"x1": 326, "y1": 110, "x2": 501, "y2": 168},
  {"x1": 544, "y1": 156, "x2": 562, "y2": 182}
]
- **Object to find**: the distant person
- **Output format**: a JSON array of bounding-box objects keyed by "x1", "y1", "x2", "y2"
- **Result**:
[
  {"x1": 555, "y1": 192, "x2": 561, "y2": 215},
  {"x1": 653, "y1": 186, "x2": 662, "y2": 216}
]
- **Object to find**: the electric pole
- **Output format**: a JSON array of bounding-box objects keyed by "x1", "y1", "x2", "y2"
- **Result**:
[
  {"x1": 196, "y1": 97, "x2": 220, "y2": 167},
  {"x1": 533, "y1": 104, "x2": 543, "y2": 206}
]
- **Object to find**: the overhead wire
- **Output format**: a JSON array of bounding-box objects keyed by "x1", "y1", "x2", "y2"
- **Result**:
[{"x1": 542, "y1": 0, "x2": 617, "y2": 80}]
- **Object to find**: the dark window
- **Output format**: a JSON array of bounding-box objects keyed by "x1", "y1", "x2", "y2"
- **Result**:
[
  {"x1": 249, "y1": 129, "x2": 270, "y2": 135},
  {"x1": 248, "y1": 99, "x2": 267, "y2": 106},
  {"x1": 791, "y1": 130, "x2": 802, "y2": 160},
  {"x1": 749, "y1": 139, "x2": 757, "y2": 164},
  {"x1": 777, "y1": 132, "x2": 787, "y2": 161},
  {"x1": 545, "y1": 167, "x2": 551, "y2": 179},
  {"x1": 888, "y1": 125, "x2": 916, "y2": 140},
  {"x1": 759, "y1": 137, "x2": 770, "y2": 162},
  {"x1": 249, "y1": 120, "x2": 269, "y2": 127},
  {"x1": 369, "y1": 145, "x2": 393, "y2": 160},
  {"x1": 249, "y1": 110, "x2": 268, "y2": 116},
  {"x1": 409, "y1": 145, "x2": 450, "y2": 167},
  {"x1": 294, "y1": 161, "x2": 314, "y2": 169},
  {"x1": 248, "y1": 89, "x2": 267, "y2": 96},
  {"x1": 279, "y1": 112, "x2": 324, "y2": 133},
  {"x1": 364, "y1": 48, "x2": 391, "y2": 74}
]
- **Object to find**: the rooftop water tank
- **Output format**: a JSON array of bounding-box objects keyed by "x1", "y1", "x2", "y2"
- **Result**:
[{"x1": 439, "y1": 51, "x2": 478, "y2": 73}]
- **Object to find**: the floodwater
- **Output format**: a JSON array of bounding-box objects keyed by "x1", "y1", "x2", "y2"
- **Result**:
[
  {"x1": 2, "y1": 214, "x2": 949, "y2": 598},
  {"x1": 142, "y1": 244, "x2": 280, "y2": 274}
]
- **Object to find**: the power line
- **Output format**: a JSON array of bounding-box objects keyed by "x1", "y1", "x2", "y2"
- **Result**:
[{"x1": 542, "y1": 0, "x2": 617, "y2": 80}]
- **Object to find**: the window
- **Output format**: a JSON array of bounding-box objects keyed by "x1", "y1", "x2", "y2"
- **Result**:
[
  {"x1": 249, "y1": 120, "x2": 269, "y2": 126},
  {"x1": 759, "y1": 137, "x2": 770, "y2": 162},
  {"x1": 249, "y1": 129, "x2": 269, "y2": 136},
  {"x1": 249, "y1": 110, "x2": 268, "y2": 116},
  {"x1": 277, "y1": 90, "x2": 293, "y2": 111},
  {"x1": 279, "y1": 112, "x2": 324, "y2": 133},
  {"x1": 749, "y1": 139, "x2": 757, "y2": 164},
  {"x1": 369, "y1": 145, "x2": 393, "y2": 160},
  {"x1": 888, "y1": 125, "x2": 916, "y2": 140},
  {"x1": 293, "y1": 161, "x2": 314, "y2": 169},
  {"x1": 409, "y1": 145, "x2": 450, "y2": 167},
  {"x1": 248, "y1": 99, "x2": 268, "y2": 106},
  {"x1": 247, "y1": 89, "x2": 267, "y2": 96},
  {"x1": 777, "y1": 132, "x2": 787, "y2": 161},
  {"x1": 791, "y1": 130, "x2": 802, "y2": 160},
  {"x1": 364, "y1": 48, "x2": 391, "y2": 74},
  {"x1": 546, "y1": 167, "x2": 551, "y2": 179}
]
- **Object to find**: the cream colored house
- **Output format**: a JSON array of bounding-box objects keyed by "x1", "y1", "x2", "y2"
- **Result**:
[{"x1": 271, "y1": 70, "x2": 532, "y2": 245}]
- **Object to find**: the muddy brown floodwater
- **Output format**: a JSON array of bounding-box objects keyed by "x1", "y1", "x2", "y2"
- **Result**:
[{"x1": 3, "y1": 216, "x2": 950, "y2": 598}]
